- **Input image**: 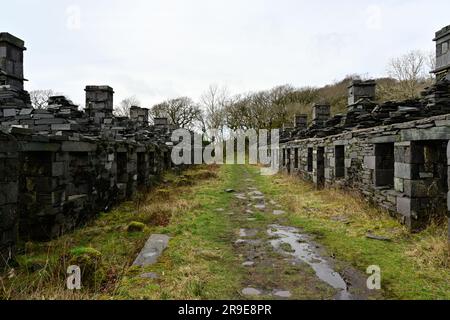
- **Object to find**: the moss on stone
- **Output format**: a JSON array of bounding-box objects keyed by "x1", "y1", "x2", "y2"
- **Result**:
[
  {"x1": 127, "y1": 222, "x2": 146, "y2": 233},
  {"x1": 68, "y1": 247, "x2": 105, "y2": 289}
]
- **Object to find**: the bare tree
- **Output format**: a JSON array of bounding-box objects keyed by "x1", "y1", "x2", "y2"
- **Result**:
[
  {"x1": 200, "y1": 84, "x2": 229, "y2": 135},
  {"x1": 150, "y1": 97, "x2": 202, "y2": 129},
  {"x1": 30, "y1": 89, "x2": 54, "y2": 109},
  {"x1": 114, "y1": 96, "x2": 141, "y2": 117},
  {"x1": 386, "y1": 50, "x2": 428, "y2": 99}
]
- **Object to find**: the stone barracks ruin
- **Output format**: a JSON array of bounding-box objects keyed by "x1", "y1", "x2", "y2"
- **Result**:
[
  {"x1": 280, "y1": 26, "x2": 450, "y2": 241},
  {"x1": 0, "y1": 33, "x2": 179, "y2": 266},
  {"x1": 2, "y1": 25, "x2": 450, "y2": 267}
]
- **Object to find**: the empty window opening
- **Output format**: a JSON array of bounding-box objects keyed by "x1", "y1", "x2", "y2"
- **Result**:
[
  {"x1": 335, "y1": 145, "x2": 345, "y2": 179},
  {"x1": 294, "y1": 148, "x2": 299, "y2": 169},
  {"x1": 116, "y1": 152, "x2": 128, "y2": 182},
  {"x1": 137, "y1": 153, "x2": 147, "y2": 186},
  {"x1": 163, "y1": 151, "x2": 172, "y2": 169},
  {"x1": 317, "y1": 147, "x2": 325, "y2": 188},
  {"x1": 307, "y1": 148, "x2": 313, "y2": 172},
  {"x1": 375, "y1": 143, "x2": 395, "y2": 187},
  {"x1": 68, "y1": 152, "x2": 91, "y2": 196},
  {"x1": 414, "y1": 141, "x2": 448, "y2": 191},
  {"x1": 149, "y1": 151, "x2": 155, "y2": 173}
]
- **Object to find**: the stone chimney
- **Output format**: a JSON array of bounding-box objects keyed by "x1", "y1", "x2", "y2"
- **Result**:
[
  {"x1": 85, "y1": 86, "x2": 114, "y2": 123},
  {"x1": 432, "y1": 25, "x2": 450, "y2": 79},
  {"x1": 294, "y1": 114, "x2": 308, "y2": 129},
  {"x1": 0, "y1": 33, "x2": 27, "y2": 90},
  {"x1": 154, "y1": 117, "x2": 169, "y2": 127},
  {"x1": 130, "y1": 106, "x2": 149, "y2": 125},
  {"x1": 348, "y1": 80, "x2": 376, "y2": 105},
  {"x1": 312, "y1": 104, "x2": 331, "y2": 127}
]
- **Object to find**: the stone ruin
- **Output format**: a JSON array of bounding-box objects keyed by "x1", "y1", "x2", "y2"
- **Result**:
[
  {"x1": 0, "y1": 33, "x2": 182, "y2": 266},
  {"x1": 280, "y1": 26, "x2": 450, "y2": 242}
]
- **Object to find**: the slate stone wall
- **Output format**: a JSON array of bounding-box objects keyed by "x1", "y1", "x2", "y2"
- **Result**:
[
  {"x1": 0, "y1": 132, "x2": 18, "y2": 266},
  {"x1": 281, "y1": 114, "x2": 450, "y2": 231}
]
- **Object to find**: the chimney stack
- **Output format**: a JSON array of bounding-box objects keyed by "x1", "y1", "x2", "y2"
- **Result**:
[
  {"x1": 294, "y1": 114, "x2": 308, "y2": 129},
  {"x1": 348, "y1": 80, "x2": 376, "y2": 105},
  {"x1": 312, "y1": 104, "x2": 331, "y2": 127}
]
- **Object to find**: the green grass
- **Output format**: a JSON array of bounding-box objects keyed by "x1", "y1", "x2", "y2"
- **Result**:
[
  {"x1": 115, "y1": 165, "x2": 242, "y2": 300},
  {"x1": 252, "y1": 166, "x2": 450, "y2": 300},
  {"x1": 2, "y1": 164, "x2": 449, "y2": 300},
  {"x1": 1, "y1": 165, "x2": 242, "y2": 300}
]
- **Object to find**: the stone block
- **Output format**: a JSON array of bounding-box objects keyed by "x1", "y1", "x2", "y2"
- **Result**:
[
  {"x1": 448, "y1": 142, "x2": 450, "y2": 165},
  {"x1": 370, "y1": 136, "x2": 397, "y2": 144},
  {"x1": 401, "y1": 127, "x2": 450, "y2": 141},
  {"x1": 403, "y1": 180, "x2": 439, "y2": 198},
  {"x1": 61, "y1": 141, "x2": 97, "y2": 152},
  {"x1": 19, "y1": 142, "x2": 60, "y2": 152},
  {"x1": 3, "y1": 109, "x2": 18, "y2": 117},
  {"x1": 435, "y1": 120, "x2": 450, "y2": 127},
  {"x1": 364, "y1": 156, "x2": 376, "y2": 170},
  {"x1": 329, "y1": 157, "x2": 336, "y2": 168},
  {"x1": 345, "y1": 159, "x2": 352, "y2": 168},
  {"x1": 133, "y1": 234, "x2": 170, "y2": 267},
  {"x1": 0, "y1": 204, "x2": 17, "y2": 231},
  {"x1": 447, "y1": 191, "x2": 450, "y2": 212},
  {"x1": 394, "y1": 178, "x2": 404, "y2": 193},
  {"x1": 325, "y1": 168, "x2": 332, "y2": 180},
  {"x1": 395, "y1": 163, "x2": 419, "y2": 179},
  {"x1": 52, "y1": 162, "x2": 65, "y2": 177},
  {"x1": 397, "y1": 197, "x2": 412, "y2": 217}
]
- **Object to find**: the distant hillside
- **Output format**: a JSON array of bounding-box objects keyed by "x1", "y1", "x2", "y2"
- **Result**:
[{"x1": 285, "y1": 76, "x2": 404, "y2": 123}]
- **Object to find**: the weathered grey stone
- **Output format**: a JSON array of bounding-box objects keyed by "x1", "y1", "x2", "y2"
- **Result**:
[
  {"x1": 133, "y1": 234, "x2": 170, "y2": 267},
  {"x1": 61, "y1": 141, "x2": 96, "y2": 152},
  {"x1": 397, "y1": 197, "x2": 412, "y2": 217},
  {"x1": 394, "y1": 178, "x2": 404, "y2": 193},
  {"x1": 401, "y1": 127, "x2": 450, "y2": 141},
  {"x1": 242, "y1": 288, "x2": 262, "y2": 296},
  {"x1": 363, "y1": 156, "x2": 376, "y2": 170},
  {"x1": 395, "y1": 163, "x2": 415, "y2": 179}
]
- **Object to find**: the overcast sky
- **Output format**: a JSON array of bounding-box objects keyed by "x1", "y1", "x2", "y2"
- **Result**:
[{"x1": 1, "y1": 0, "x2": 449, "y2": 108}]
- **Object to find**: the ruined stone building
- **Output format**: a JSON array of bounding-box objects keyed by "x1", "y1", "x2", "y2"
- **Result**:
[
  {"x1": 280, "y1": 26, "x2": 450, "y2": 241},
  {"x1": 0, "y1": 33, "x2": 180, "y2": 266}
]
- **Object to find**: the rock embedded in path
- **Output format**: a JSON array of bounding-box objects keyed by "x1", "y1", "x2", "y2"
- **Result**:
[
  {"x1": 235, "y1": 193, "x2": 248, "y2": 200},
  {"x1": 239, "y1": 229, "x2": 259, "y2": 238},
  {"x1": 273, "y1": 210, "x2": 286, "y2": 216},
  {"x1": 242, "y1": 261, "x2": 255, "y2": 267},
  {"x1": 242, "y1": 288, "x2": 262, "y2": 296},
  {"x1": 273, "y1": 290, "x2": 292, "y2": 298},
  {"x1": 248, "y1": 191, "x2": 264, "y2": 197},
  {"x1": 254, "y1": 204, "x2": 266, "y2": 210},
  {"x1": 133, "y1": 234, "x2": 170, "y2": 267}
]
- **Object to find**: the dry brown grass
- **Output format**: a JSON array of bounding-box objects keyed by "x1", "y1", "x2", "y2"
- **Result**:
[
  {"x1": 276, "y1": 175, "x2": 398, "y2": 222},
  {"x1": 406, "y1": 222, "x2": 449, "y2": 270}
]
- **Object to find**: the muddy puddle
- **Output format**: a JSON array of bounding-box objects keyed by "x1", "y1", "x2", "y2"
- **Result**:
[{"x1": 268, "y1": 225, "x2": 352, "y2": 300}]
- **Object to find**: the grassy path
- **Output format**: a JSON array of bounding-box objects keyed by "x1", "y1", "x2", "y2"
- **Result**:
[
  {"x1": 118, "y1": 164, "x2": 449, "y2": 300},
  {"x1": 117, "y1": 165, "x2": 375, "y2": 300},
  {"x1": 2, "y1": 164, "x2": 449, "y2": 300}
]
